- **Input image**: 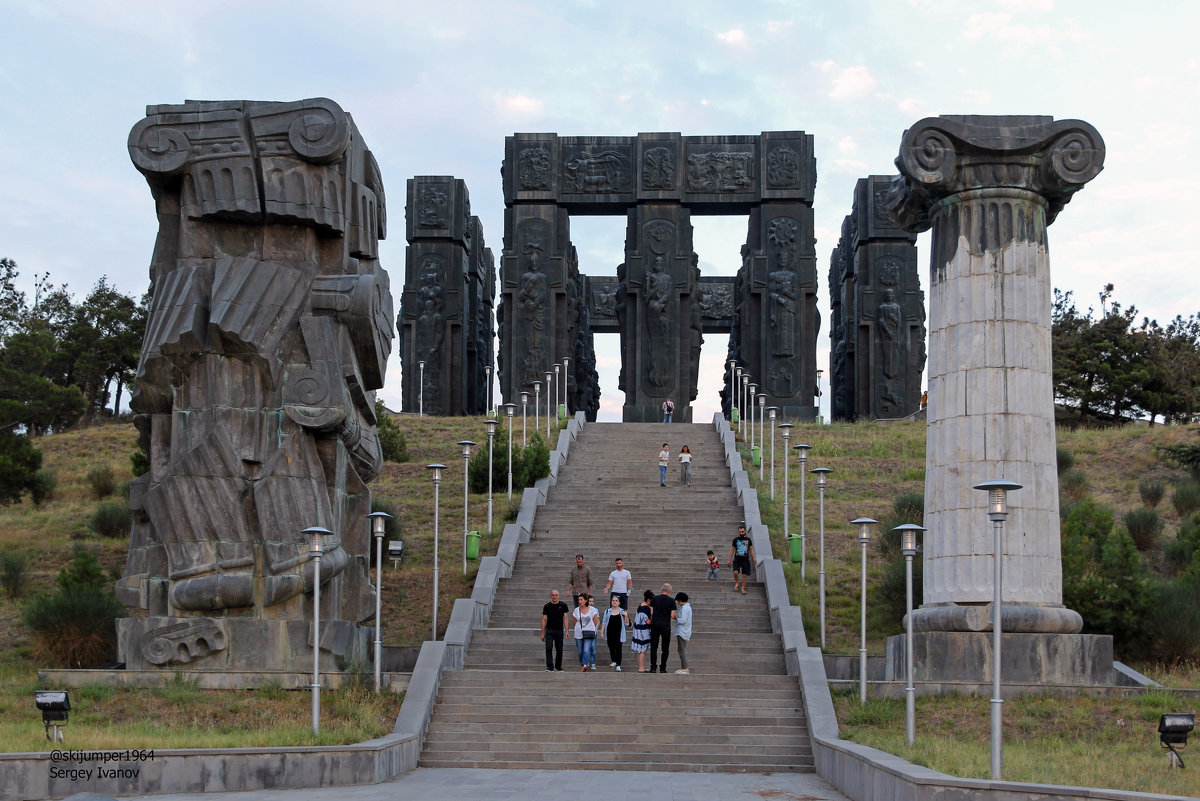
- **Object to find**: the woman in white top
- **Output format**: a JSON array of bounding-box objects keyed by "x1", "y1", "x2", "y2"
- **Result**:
[
  {"x1": 679, "y1": 445, "x2": 693, "y2": 487},
  {"x1": 572, "y1": 594, "x2": 600, "y2": 671}
]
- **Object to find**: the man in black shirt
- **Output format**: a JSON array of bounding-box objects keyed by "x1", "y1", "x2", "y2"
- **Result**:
[
  {"x1": 648, "y1": 582, "x2": 677, "y2": 674},
  {"x1": 540, "y1": 589, "x2": 570, "y2": 671}
]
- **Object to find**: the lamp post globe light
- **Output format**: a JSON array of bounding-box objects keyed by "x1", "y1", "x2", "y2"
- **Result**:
[
  {"x1": 757, "y1": 394, "x2": 766, "y2": 480},
  {"x1": 767, "y1": 407, "x2": 778, "y2": 499},
  {"x1": 779, "y1": 423, "x2": 794, "y2": 539},
  {"x1": 418, "y1": 360, "x2": 425, "y2": 418},
  {"x1": 815, "y1": 368, "x2": 824, "y2": 424},
  {"x1": 366, "y1": 511, "x2": 392, "y2": 692},
  {"x1": 794, "y1": 444, "x2": 811, "y2": 580},
  {"x1": 974, "y1": 478, "x2": 1022, "y2": 781},
  {"x1": 851, "y1": 516, "x2": 877, "y2": 704},
  {"x1": 894, "y1": 522, "x2": 926, "y2": 747},
  {"x1": 812, "y1": 467, "x2": 831, "y2": 648},
  {"x1": 303, "y1": 525, "x2": 333, "y2": 735},
  {"x1": 485, "y1": 418, "x2": 497, "y2": 532},
  {"x1": 545, "y1": 370, "x2": 554, "y2": 439},
  {"x1": 458, "y1": 441, "x2": 475, "y2": 575},
  {"x1": 504, "y1": 403, "x2": 516, "y2": 500},
  {"x1": 519, "y1": 392, "x2": 529, "y2": 448},
  {"x1": 427, "y1": 464, "x2": 446, "y2": 641}
]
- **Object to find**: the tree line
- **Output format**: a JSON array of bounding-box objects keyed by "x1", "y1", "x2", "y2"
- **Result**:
[{"x1": 0, "y1": 259, "x2": 145, "y2": 503}]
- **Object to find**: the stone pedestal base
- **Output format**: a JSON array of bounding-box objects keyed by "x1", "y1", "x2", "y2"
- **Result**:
[
  {"x1": 622, "y1": 404, "x2": 693, "y2": 423},
  {"x1": 117, "y1": 616, "x2": 367, "y2": 673},
  {"x1": 885, "y1": 631, "x2": 1114, "y2": 685}
]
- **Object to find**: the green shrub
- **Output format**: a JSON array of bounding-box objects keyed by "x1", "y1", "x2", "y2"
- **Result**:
[
  {"x1": 879, "y1": 492, "x2": 924, "y2": 559},
  {"x1": 469, "y1": 427, "x2": 528, "y2": 494},
  {"x1": 89, "y1": 501, "x2": 131, "y2": 538},
  {"x1": 375, "y1": 401, "x2": 409, "y2": 463},
  {"x1": 1166, "y1": 512, "x2": 1200, "y2": 574},
  {"x1": 130, "y1": 447, "x2": 150, "y2": 478},
  {"x1": 1138, "y1": 479, "x2": 1165, "y2": 509},
  {"x1": 873, "y1": 549, "x2": 922, "y2": 636},
  {"x1": 23, "y1": 588, "x2": 124, "y2": 668},
  {"x1": 0, "y1": 551, "x2": 30, "y2": 600},
  {"x1": 1159, "y1": 442, "x2": 1200, "y2": 480},
  {"x1": 86, "y1": 465, "x2": 116, "y2": 499},
  {"x1": 1171, "y1": 480, "x2": 1200, "y2": 520},
  {"x1": 1056, "y1": 446, "x2": 1075, "y2": 475},
  {"x1": 156, "y1": 672, "x2": 203, "y2": 706},
  {"x1": 1149, "y1": 575, "x2": 1200, "y2": 665},
  {"x1": 521, "y1": 433, "x2": 551, "y2": 484},
  {"x1": 1122, "y1": 508, "x2": 1163, "y2": 551},
  {"x1": 1059, "y1": 469, "x2": 1089, "y2": 501},
  {"x1": 57, "y1": 546, "x2": 108, "y2": 593},
  {"x1": 29, "y1": 468, "x2": 57, "y2": 506}
]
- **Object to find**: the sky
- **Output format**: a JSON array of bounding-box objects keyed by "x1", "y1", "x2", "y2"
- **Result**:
[{"x1": 2, "y1": 0, "x2": 1197, "y2": 423}]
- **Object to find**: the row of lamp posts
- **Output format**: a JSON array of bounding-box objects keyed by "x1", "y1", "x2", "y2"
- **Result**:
[{"x1": 746, "y1": 386, "x2": 1021, "y2": 777}]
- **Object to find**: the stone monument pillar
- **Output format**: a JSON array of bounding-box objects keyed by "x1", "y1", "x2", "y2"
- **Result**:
[
  {"x1": 118, "y1": 98, "x2": 392, "y2": 673},
  {"x1": 829, "y1": 176, "x2": 923, "y2": 421},
  {"x1": 884, "y1": 115, "x2": 1110, "y2": 683},
  {"x1": 399, "y1": 177, "x2": 493, "y2": 415}
]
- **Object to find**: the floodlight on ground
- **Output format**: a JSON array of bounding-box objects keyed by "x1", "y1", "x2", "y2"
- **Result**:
[
  {"x1": 35, "y1": 690, "x2": 69, "y2": 742},
  {"x1": 1159, "y1": 713, "x2": 1193, "y2": 769}
]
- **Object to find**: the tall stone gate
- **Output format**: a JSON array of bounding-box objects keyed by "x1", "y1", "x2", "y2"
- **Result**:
[{"x1": 500, "y1": 132, "x2": 819, "y2": 422}]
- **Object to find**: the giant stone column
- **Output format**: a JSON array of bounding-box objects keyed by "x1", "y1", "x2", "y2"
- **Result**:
[{"x1": 885, "y1": 115, "x2": 1110, "y2": 683}]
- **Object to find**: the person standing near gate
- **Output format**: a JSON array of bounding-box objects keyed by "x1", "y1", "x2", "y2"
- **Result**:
[{"x1": 540, "y1": 589, "x2": 569, "y2": 671}]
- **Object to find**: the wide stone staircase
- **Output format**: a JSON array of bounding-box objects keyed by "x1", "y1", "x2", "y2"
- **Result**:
[{"x1": 418, "y1": 422, "x2": 813, "y2": 772}]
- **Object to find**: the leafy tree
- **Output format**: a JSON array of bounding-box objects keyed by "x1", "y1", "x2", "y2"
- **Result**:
[{"x1": 1131, "y1": 313, "x2": 1200, "y2": 425}]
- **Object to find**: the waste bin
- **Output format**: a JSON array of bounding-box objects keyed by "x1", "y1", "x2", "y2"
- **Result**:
[
  {"x1": 558, "y1": 403, "x2": 567, "y2": 421},
  {"x1": 788, "y1": 535, "x2": 803, "y2": 563},
  {"x1": 752, "y1": 445, "x2": 761, "y2": 467},
  {"x1": 466, "y1": 531, "x2": 480, "y2": 560},
  {"x1": 731, "y1": 408, "x2": 739, "y2": 424}
]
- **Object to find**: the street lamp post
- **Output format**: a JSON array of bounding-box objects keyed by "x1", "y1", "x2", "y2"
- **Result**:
[
  {"x1": 504, "y1": 403, "x2": 516, "y2": 500},
  {"x1": 734, "y1": 366, "x2": 743, "y2": 434},
  {"x1": 748, "y1": 383, "x2": 757, "y2": 457},
  {"x1": 780, "y1": 423, "x2": 794, "y2": 539},
  {"x1": 485, "y1": 419, "x2": 497, "y2": 532},
  {"x1": 757, "y1": 394, "x2": 767, "y2": 480},
  {"x1": 553, "y1": 364, "x2": 561, "y2": 422},
  {"x1": 418, "y1": 360, "x2": 425, "y2": 418},
  {"x1": 813, "y1": 467, "x2": 831, "y2": 648},
  {"x1": 519, "y1": 392, "x2": 528, "y2": 448},
  {"x1": 304, "y1": 525, "x2": 332, "y2": 735},
  {"x1": 458, "y1": 441, "x2": 475, "y2": 574},
  {"x1": 427, "y1": 464, "x2": 446, "y2": 641},
  {"x1": 795, "y1": 444, "x2": 811, "y2": 580},
  {"x1": 815, "y1": 368, "x2": 823, "y2": 423},
  {"x1": 974, "y1": 479, "x2": 1022, "y2": 781},
  {"x1": 851, "y1": 516, "x2": 878, "y2": 704},
  {"x1": 545, "y1": 370, "x2": 553, "y2": 440},
  {"x1": 562, "y1": 356, "x2": 570, "y2": 418},
  {"x1": 894, "y1": 523, "x2": 925, "y2": 746},
  {"x1": 532, "y1": 381, "x2": 541, "y2": 437},
  {"x1": 367, "y1": 512, "x2": 392, "y2": 691},
  {"x1": 727, "y1": 360, "x2": 736, "y2": 421},
  {"x1": 484, "y1": 365, "x2": 493, "y2": 415},
  {"x1": 768, "y1": 407, "x2": 778, "y2": 499}
]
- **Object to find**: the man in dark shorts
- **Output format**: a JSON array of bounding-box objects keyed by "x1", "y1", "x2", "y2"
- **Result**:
[
  {"x1": 727, "y1": 525, "x2": 755, "y2": 595},
  {"x1": 648, "y1": 582, "x2": 677, "y2": 673},
  {"x1": 540, "y1": 589, "x2": 570, "y2": 671}
]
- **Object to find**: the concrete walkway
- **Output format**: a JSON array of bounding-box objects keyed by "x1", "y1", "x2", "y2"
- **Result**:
[{"x1": 119, "y1": 767, "x2": 851, "y2": 801}]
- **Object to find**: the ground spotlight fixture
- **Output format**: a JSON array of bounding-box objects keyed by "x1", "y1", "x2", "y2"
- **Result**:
[
  {"x1": 35, "y1": 690, "x2": 69, "y2": 742},
  {"x1": 1159, "y1": 713, "x2": 1193, "y2": 769}
]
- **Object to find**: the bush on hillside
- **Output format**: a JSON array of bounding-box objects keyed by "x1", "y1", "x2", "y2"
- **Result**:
[
  {"x1": 1166, "y1": 512, "x2": 1200, "y2": 575},
  {"x1": 468, "y1": 427, "x2": 528, "y2": 496},
  {"x1": 1148, "y1": 575, "x2": 1200, "y2": 665},
  {"x1": 1138, "y1": 479, "x2": 1165, "y2": 509},
  {"x1": 87, "y1": 466, "x2": 116, "y2": 499},
  {"x1": 1123, "y1": 508, "x2": 1163, "y2": 551},
  {"x1": 1056, "y1": 446, "x2": 1075, "y2": 475},
  {"x1": 89, "y1": 501, "x2": 130, "y2": 538},
  {"x1": 29, "y1": 468, "x2": 57, "y2": 506},
  {"x1": 1059, "y1": 469, "x2": 1089, "y2": 501},
  {"x1": 0, "y1": 551, "x2": 30, "y2": 600},
  {"x1": 879, "y1": 492, "x2": 924, "y2": 560},
  {"x1": 375, "y1": 401, "x2": 409, "y2": 463},
  {"x1": 1171, "y1": 480, "x2": 1200, "y2": 520},
  {"x1": 57, "y1": 546, "x2": 109, "y2": 593},
  {"x1": 24, "y1": 588, "x2": 124, "y2": 668}
]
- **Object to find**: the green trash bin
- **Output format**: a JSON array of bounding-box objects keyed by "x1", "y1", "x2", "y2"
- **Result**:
[
  {"x1": 788, "y1": 535, "x2": 803, "y2": 563},
  {"x1": 752, "y1": 445, "x2": 761, "y2": 467},
  {"x1": 731, "y1": 408, "x2": 739, "y2": 424},
  {"x1": 466, "y1": 531, "x2": 480, "y2": 560},
  {"x1": 558, "y1": 403, "x2": 567, "y2": 421}
]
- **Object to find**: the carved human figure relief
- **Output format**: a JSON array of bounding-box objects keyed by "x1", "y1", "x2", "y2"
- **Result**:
[{"x1": 645, "y1": 255, "x2": 673, "y2": 390}]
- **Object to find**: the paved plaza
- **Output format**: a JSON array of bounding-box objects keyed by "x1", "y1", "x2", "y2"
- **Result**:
[{"x1": 115, "y1": 767, "x2": 850, "y2": 801}]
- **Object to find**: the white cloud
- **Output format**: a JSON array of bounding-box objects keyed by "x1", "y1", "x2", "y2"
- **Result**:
[
  {"x1": 831, "y1": 158, "x2": 870, "y2": 175},
  {"x1": 815, "y1": 61, "x2": 878, "y2": 100},
  {"x1": 765, "y1": 20, "x2": 794, "y2": 35},
  {"x1": 493, "y1": 92, "x2": 544, "y2": 116},
  {"x1": 717, "y1": 28, "x2": 747, "y2": 46},
  {"x1": 837, "y1": 136, "x2": 858, "y2": 155}
]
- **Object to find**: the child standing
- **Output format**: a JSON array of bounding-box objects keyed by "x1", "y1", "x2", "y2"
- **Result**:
[{"x1": 705, "y1": 550, "x2": 720, "y2": 581}]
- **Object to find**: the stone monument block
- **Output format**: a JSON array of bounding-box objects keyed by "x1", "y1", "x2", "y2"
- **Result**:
[{"x1": 119, "y1": 98, "x2": 392, "y2": 673}]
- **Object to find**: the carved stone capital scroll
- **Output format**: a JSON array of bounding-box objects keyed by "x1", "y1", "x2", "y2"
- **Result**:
[{"x1": 885, "y1": 115, "x2": 1105, "y2": 233}]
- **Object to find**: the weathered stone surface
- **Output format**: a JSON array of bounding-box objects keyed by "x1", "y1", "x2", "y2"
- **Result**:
[
  {"x1": 829, "y1": 176, "x2": 924, "y2": 421},
  {"x1": 884, "y1": 631, "x2": 1115, "y2": 685},
  {"x1": 887, "y1": 115, "x2": 1104, "y2": 632},
  {"x1": 119, "y1": 98, "x2": 392, "y2": 672},
  {"x1": 398, "y1": 177, "x2": 494, "y2": 415},
  {"x1": 502, "y1": 131, "x2": 817, "y2": 422}
]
